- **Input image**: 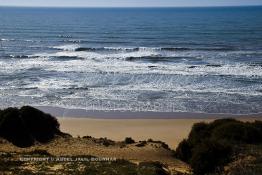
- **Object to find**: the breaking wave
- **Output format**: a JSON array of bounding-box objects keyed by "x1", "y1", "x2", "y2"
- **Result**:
[{"x1": 51, "y1": 44, "x2": 236, "y2": 52}]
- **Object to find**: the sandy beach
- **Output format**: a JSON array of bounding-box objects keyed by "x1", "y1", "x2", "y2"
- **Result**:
[
  {"x1": 1, "y1": 106, "x2": 262, "y2": 175},
  {"x1": 58, "y1": 117, "x2": 262, "y2": 149}
]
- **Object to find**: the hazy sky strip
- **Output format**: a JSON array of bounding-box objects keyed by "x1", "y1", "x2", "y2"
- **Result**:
[{"x1": 0, "y1": 0, "x2": 262, "y2": 7}]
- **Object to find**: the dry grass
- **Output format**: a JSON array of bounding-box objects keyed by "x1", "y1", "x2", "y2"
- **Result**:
[{"x1": 0, "y1": 137, "x2": 191, "y2": 175}]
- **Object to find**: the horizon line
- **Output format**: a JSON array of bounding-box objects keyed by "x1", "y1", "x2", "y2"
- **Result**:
[{"x1": 0, "y1": 4, "x2": 262, "y2": 8}]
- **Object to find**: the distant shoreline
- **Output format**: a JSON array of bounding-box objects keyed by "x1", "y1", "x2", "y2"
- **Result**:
[{"x1": 34, "y1": 105, "x2": 262, "y2": 119}]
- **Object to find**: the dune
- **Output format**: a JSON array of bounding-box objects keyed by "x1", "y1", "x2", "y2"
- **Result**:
[{"x1": 1, "y1": 106, "x2": 261, "y2": 175}]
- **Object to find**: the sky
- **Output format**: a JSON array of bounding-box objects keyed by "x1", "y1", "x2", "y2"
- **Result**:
[{"x1": 0, "y1": 0, "x2": 262, "y2": 7}]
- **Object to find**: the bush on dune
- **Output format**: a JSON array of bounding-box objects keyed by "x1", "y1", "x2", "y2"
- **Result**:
[
  {"x1": 0, "y1": 106, "x2": 66, "y2": 147},
  {"x1": 252, "y1": 120, "x2": 262, "y2": 131},
  {"x1": 0, "y1": 108, "x2": 34, "y2": 147},
  {"x1": 187, "y1": 118, "x2": 262, "y2": 146},
  {"x1": 190, "y1": 140, "x2": 232, "y2": 175},
  {"x1": 175, "y1": 139, "x2": 192, "y2": 162},
  {"x1": 175, "y1": 118, "x2": 262, "y2": 175},
  {"x1": 20, "y1": 106, "x2": 61, "y2": 143},
  {"x1": 138, "y1": 161, "x2": 169, "y2": 175},
  {"x1": 187, "y1": 122, "x2": 210, "y2": 146},
  {"x1": 211, "y1": 122, "x2": 262, "y2": 144},
  {"x1": 124, "y1": 137, "x2": 135, "y2": 144}
]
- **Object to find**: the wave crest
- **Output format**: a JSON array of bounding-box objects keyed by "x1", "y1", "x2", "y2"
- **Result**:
[{"x1": 52, "y1": 44, "x2": 235, "y2": 52}]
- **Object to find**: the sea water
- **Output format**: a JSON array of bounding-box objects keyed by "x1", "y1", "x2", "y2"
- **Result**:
[{"x1": 0, "y1": 6, "x2": 262, "y2": 114}]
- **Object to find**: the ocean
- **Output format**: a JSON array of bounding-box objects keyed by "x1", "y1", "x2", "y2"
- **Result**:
[{"x1": 0, "y1": 6, "x2": 262, "y2": 114}]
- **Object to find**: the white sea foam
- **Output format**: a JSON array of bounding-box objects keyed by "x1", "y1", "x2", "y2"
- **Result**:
[
  {"x1": 103, "y1": 47, "x2": 137, "y2": 51},
  {"x1": 1, "y1": 54, "x2": 261, "y2": 113},
  {"x1": 103, "y1": 47, "x2": 162, "y2": 52},
  {"x1": 1, "y1": 47, "x2": 261, "y2": 112},
  {"x1": 2, "y1": 42, "x2": 261, "y2": 78},
  {"x1": 24, "y1": 39, "x2": 35, "y2": 42},
  {"x1": 52, "y1": 45, "x2": 190, "y2": 52},
  {"x1": 52, "y1": 44, "x2": 81, "y2": 51},
  {"x1": 0, "y1": 38, "x2": 11, "y2": 41},
  {"x1": 33, "y1": 50, "x2": 161, "y2": 61},
  {"x1": 5, "y1": 50, "x2": 262, "y2": 78}
]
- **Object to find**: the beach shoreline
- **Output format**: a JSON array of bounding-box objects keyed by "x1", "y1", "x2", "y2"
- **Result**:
[
  {"x1": 58, "y1": 117, "x2": 262, "y2": 149},
  {"x1": 32, "y1": 105, "x2": 262, "y2": 149},
  {"x1": 35, "y1": 105, "x2": 262, "y2": 119}
]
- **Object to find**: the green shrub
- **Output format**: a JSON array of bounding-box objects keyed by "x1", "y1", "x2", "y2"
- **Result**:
[
  {"x1": 251, "y1": 120, "x2": 262, "y2": 132},
  {"x1": 96, "y1": 137, "x2": 115, "y2": 146},
  {"x1": 187, "y1": 122, "x2": 209, "y2": 145},
  {"x1": 20, "y1": 106, "x2": 60, "y2": 143},
  {"x1": 175, "y1": 118, "x2": 262, "y2": 174},
  {"x1": 138, "y1": 161, "x2": 169, "y2": 175},
  {"x1": 160, "y1": 142, "x2": 170, "y2": 150},
  {"x1": 0, "y1": 108, "x2": 34, "y2": 147},
  {"x1": 83, "y1": 135, "x2": 92, "y2": 139},
  {"x1": 0, "y1": 106, "x2": 64, "y2": 147},
  {"x1": 146, "y1": 139, "x2": 170, "y2": 150},
  {"x1": 147, "y1": 138, "x2": 154, "y2": 142},
  {"x1": 175, "y1": 139, "x2": 192, "y2": 162},
  {"x1": 136, "y1": 141, "x2": 147, "y2": 147},
  {"x1": 207, "y1": 118, "x2": 238, "y2": 131},
  {"x1": 211, "y1": 122, "x2": 262, "y2": 144},
  {"x1": 190, "y1": 140, "x2": 232, "y2": 175},
  {"x1": 124, "y1": 137, "x2": 135, "y2": 144}
]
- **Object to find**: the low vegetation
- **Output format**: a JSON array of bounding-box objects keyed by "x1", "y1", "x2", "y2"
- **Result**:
[
  {"x1": 147, "y1": 139, "x2": 170, "y2": 150},
  {"x1": 136, "y1": 141, "x2": 147, "y2": 147},
  {"x1": 96, "y1": 137, "x2": 116, "y2": 147},
  {"x1": 3, "y1": 106, "x2": 261, "y2": 175},
  {"x1": 175, "y1": 119, "x2": 262, "y2": 175},
  {"x1": 0, "y1": 151, "x2": 170, "y2": 175},
  {"x1": 124, "y1": 137, "x2": 135, "y2": 144},
  {"x1": 0, "y1": 106, "x2": 69, "y2": 147}
]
